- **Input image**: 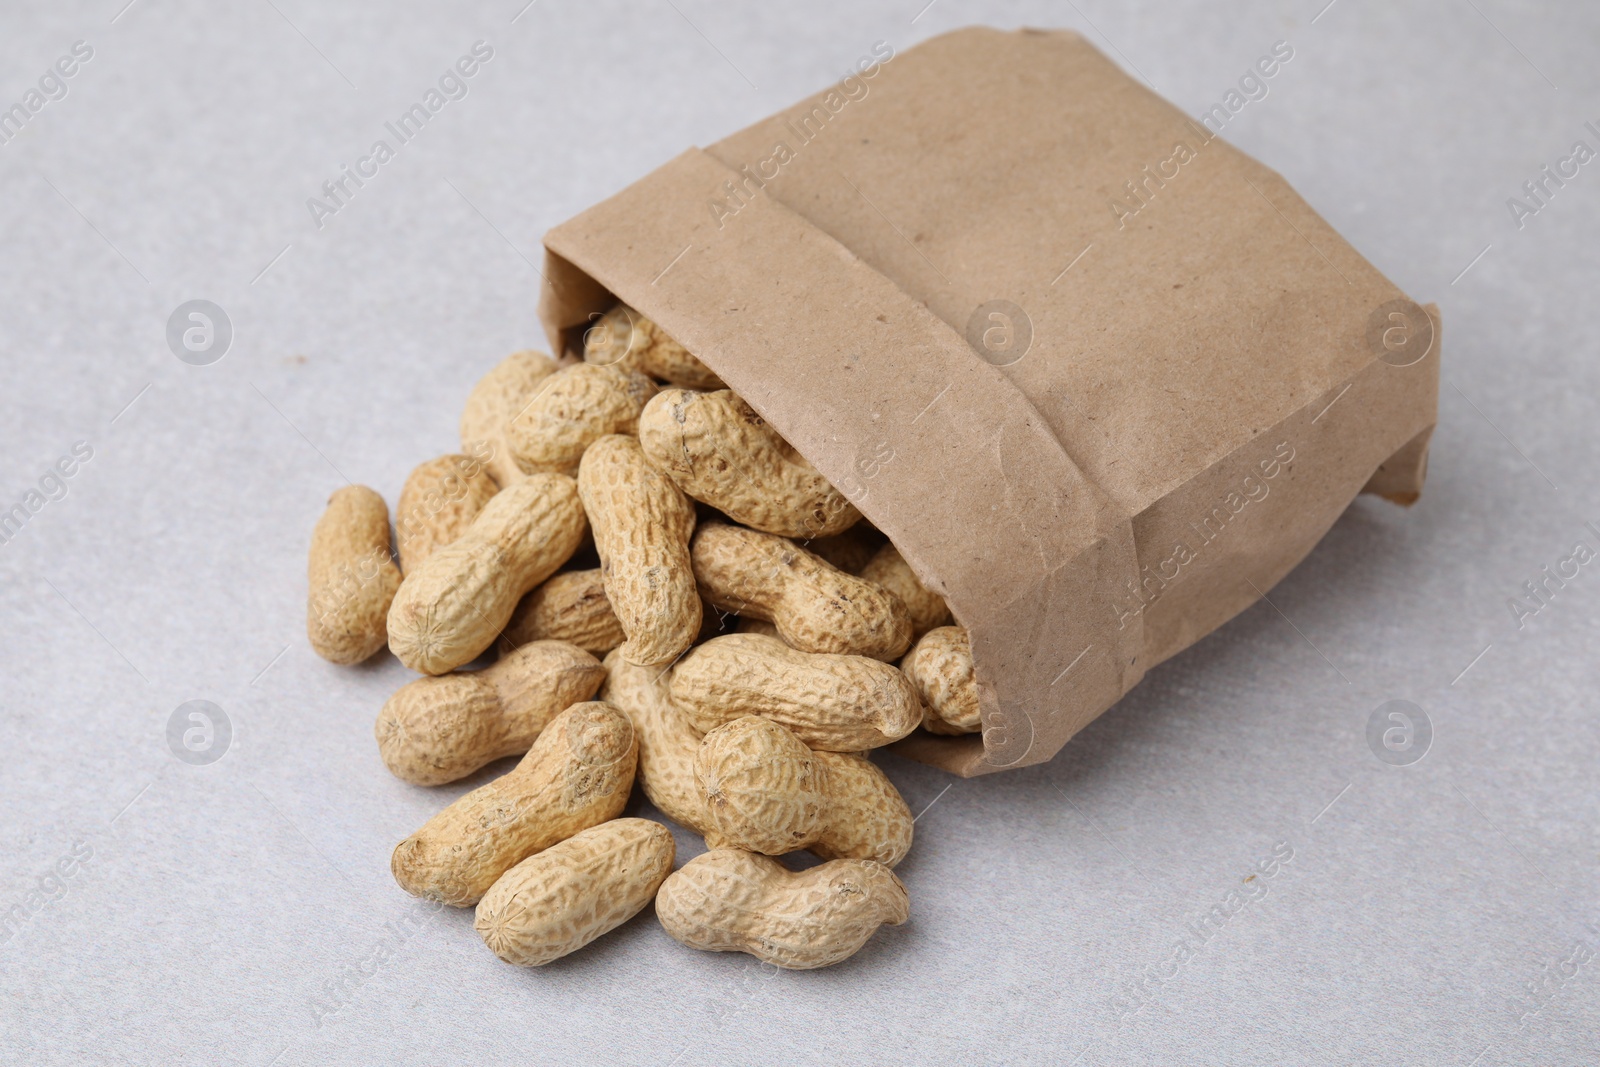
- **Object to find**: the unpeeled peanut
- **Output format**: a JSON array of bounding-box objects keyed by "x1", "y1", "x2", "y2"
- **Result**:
[
  {"x1": 475, "y1": 818, "x2": 674, "y2": 966},
  {"x1": 860, "y1": 543, "x2": 951, "y2": 637},
  {"x1": 392, "y1": 701, "x2": 636, "y2": 906},
  {"x1": 655, "y1": 850, "x2": 909, "y2": 969},
  {"x1": 902, "y1": 626, "x2": 980, "y2": 734},
  {"x1": 583, "y1": 305, "x2": 723, "y2": 390},
  {"x1": 395, "y1": 452, "x2": 499, "y2": 573},
  {"x1": 507, "y1": 363, "x2": 657, "y2": 475},
  {"x1": 387, "y1": 474, "x2": 587, "y2": 675},
  {"x1": 697, "y1": 716, "x2": 912, "y2": 866},
  {"x1": 499, "y1": 568, "x2": 625, "y2": 657},
  {"x1": 599, "y1": 649, "x2": 712, "y2": 835},
  {"x1": 578, "y1": 434, "x2": 701, "y2": 666},
  {"x1": 307, "y1": 485, "x2": 403, "y2": 665},
  {"x1": 691, "y1": 523, "x2": 912, "y2": 661},
  {"x1": 670, "y1": 634, "x2": 922, "y2": 751},
  {"x1": 460, "y1": 350, "x2": 559, "y2": 487},
  {"x1": 376, "y1": 640, "x2": 606, "y2": 786},
  {"x1": 637, "y1": 388, "x2": 860, "y2": 538}
]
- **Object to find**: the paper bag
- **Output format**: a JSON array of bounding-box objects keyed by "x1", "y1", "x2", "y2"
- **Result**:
[{"x1": 535, "y1": 27, "x2": 1440, "y2": 776}]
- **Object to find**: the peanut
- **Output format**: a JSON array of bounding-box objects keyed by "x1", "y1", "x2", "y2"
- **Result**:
[
  {"x1": 655, "y1": 850, "x2": 909, "y2": 969},
  {"x1": 691, "y1": 522, "x2": 912, "y2": 661},
  {"x1": 902, "y1": 626, "x2": 980, "y2": 735},
  {"x1": 387, "y1": 474, "x2": 587, "y2": 675},
  {"x1": 578, "y1": 434, "x2": 701, "y2": 666},
  {"x1": 392, "y1": 701, "x2": 636, "y2": 906},
  {"x1": 860, "y1": 543, "x2": 951, "y2": 637},
  {"x1": 697, "y1": 716, "x2": 912, "y2": 866},
  {"x1": 599, "y1": 649, "x2": 713, "y2": 835},
  {"x1": 506, "y1": 363, "x2": 657, "y2": 475},
  {"x1": 498, "y1": 568, "x2": 625, "y2": 657},
  {"x1": 460, "y1": 350, "x2": 560, "y2": 487},
  {"x1": 670, "y1": 634, "x2": 921, "y2": 751},
  {"x1": 395, "y1": 453, "x2": 499, "y2": 573},
  {"x1": 375, "y1": 640, "x2": 606, "y2": 786},
  {"x1": 475, "y1": 818, "x2": 674, "y2": 967},
  {"x1": 637, "y1": 388, "x2": 861, "y2": 538},
  {"x1": 583, "y1": 305, "x2": 724, "y2": 390},
  {"x1": 307, "y1": 485, "x2": 403, "y2": 665}
]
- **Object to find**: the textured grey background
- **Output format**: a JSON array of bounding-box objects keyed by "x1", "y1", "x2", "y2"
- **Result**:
[{"x1": 1, "y1": 1, "x2": 1596, "y2": 1064}]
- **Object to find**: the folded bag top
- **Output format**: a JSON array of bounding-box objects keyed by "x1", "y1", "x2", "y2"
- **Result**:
[{"x1": 538, "y1": 27, "x2": 1439, "y2": 776}]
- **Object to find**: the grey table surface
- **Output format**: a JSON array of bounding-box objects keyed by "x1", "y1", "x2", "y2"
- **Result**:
[{"x1": 1, "y1": 1, "x2": 1596, "y2": 1064}]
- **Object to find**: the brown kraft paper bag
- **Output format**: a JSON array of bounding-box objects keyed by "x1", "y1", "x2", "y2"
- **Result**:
[{"x1": 535, "y1": 26, "x2": 1441, "y2": 776}]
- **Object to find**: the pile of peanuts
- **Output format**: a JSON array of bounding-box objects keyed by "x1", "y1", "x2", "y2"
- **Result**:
[{"x1": 305, "y1": 305, "x2": 980, "y2": 969}]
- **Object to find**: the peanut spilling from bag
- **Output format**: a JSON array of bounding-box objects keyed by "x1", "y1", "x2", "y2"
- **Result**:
[
  {"x1": 391, "y1": 701, "x2": 636, "y2": 906},
  {"x1": 860, "y1": 543, "x2": 951, "y2": 637},
  {"x1": 322, "y1": 310, "x2": 960, "y2": 971},
  {"x1": 307, "y1": 485, "x2": 403, "y2": 665},
  {"x1": 475, "y1": 818, "x2": 674, "y2": 966},
  {"x1": 637, "y1": 388, "x2": 860, "y2": 538},
  {"x1": 507, "y1": 363, "x2": 656, "y2": 475},
  {"x1": 655, "y1": 849, "x2": 909, "y2": 969},
  {"x1": 691, "y1": 522, "x2": 912, "y2": 661},
  {"x1": 376, "y1": 640, "x2": 605, "y2": 785},
  {"x1": 671, "y1": 633, "x2": 921, "y2": 751},
  {"x1": 386, "y1": 474, "x2": 586, "y2": 675},
  {"x1": 578, "y1": 434, "x2": 701, "y2": 667},
  {"x1": 459, "y1": 350, "x2": 558, "y2": 487},
  {"x1": 583, "y1": 305, "x2": 723, "y2": 390},
  {"x1": 697, "y1": 715, "x2": 912, "y2": 866},
  {"x1": 902, "y1": 626, "x2": 981, "y2": 735},
  {"x1": 498, "y1": 568, "x2": 624, "y2": 656},
  {"x1": 599, "y1": 649, "x2": 712, "y2": 835},
  {"x1": 395, "y1": 452, "x2": 499, "y2": 573}
]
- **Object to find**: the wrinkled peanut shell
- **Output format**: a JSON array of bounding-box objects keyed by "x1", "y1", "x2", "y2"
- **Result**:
[
  {"x1": 599, "y1": 650, "x2": 712, "y2": 835},
  {"x1": 507, "y1": 363, "x2": 656, "y2": 475},
  {"x1": 692, "y1": 523, "x2": 912, "y2": 661},
  {"x1": 376, "y1": 640, "x2": 606, "y2": 785},
  {"x1": 655, "y1": 849, "x2": 909, "y2": 969},
  {"x1": 499, "y1": 568, "x2": 626, "y2": 657},
  {"x1": 475, "y1": 818, "x2": 674, "y2": 966},
  {"x1": 583, "y1": 305, "x2": 723, "y2": 390},
  {"x1": 391, "y1": 701, "x2": 637, "y2": 907},
  {"x1": 387, "y1": 474, "x2": 587, "y2": 675},
  {"x1": 395, "y1": 452, "x2": 499, "y2": 573},
  {"x1": 578, "y1": 435, "x2": 701, "y2": 667},
  {"x1": 638, "y1": 389, "x2": 860, "y2": 539},
  {"x1": 307, "y1": 485, "x2": 403, "y2": 665},
  {"x1": 460, "y1": 351, "x2": 560, "y2": 488},
  {"x1": 697, "y1": 716, "x2": 912, "y2": 866},
  {"x1": 901, "y1": 625, "x2": 981, "y2": 735},
  {"x1": 670, "y1": 634, "x2": 921, "y2": 751}
]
